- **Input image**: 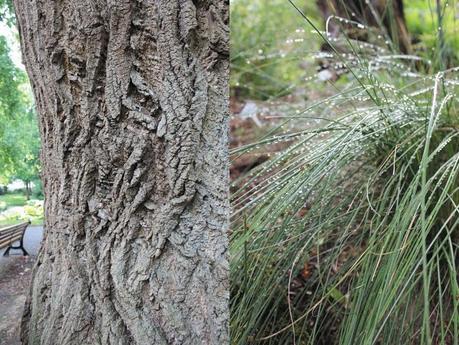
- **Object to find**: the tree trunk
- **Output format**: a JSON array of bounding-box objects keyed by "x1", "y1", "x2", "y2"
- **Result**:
[
  {"x1": 317, "y1": 0, "x2": 411, "y2": 54},
  {"x1": 24, "y1": 180, "x2": 30, "y2": 200},
  {"x1": 13, "y1": 1, "x2": 229, "y2": 344}
]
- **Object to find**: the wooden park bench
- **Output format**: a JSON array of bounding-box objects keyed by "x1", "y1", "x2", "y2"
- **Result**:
[{"x1": 0, "y1": 221, "x2": 30, "y2": 256}]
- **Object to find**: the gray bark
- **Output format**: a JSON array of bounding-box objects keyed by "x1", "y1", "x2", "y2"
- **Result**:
[{"x1": 13, "y1": 0, "x2": 229, "y2": 344}]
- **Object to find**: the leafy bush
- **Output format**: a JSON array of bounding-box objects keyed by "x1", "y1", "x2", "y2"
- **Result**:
[
  {"x1": 24, "y1": 200, "x2": 43, "y2": 218},
  {"x1": 0, "y1": 199, "x2": 43, "y2": 225},
  {"x1": 0, "y1": 200, "x2": 5, "y2": 211}
]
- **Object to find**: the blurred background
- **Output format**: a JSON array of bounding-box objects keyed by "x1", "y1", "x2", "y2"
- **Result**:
[{"x1": 0, "y1": 1, "x2": 43, "y2": 226}]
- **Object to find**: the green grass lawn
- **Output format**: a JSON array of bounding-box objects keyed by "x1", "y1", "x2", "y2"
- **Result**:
[{"x1": 0, "y1": 193, "x2": 28, "y2": 207}]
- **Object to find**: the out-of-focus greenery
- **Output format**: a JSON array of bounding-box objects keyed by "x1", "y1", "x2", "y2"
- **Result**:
[
  {"x1": 0, "y1": 2, "x2": 41, "y2": 190},
  {"x1": 405, "y1": 0, "x2": 459, "y2": 68},
  {"x1": 0, "y1": 0, "x2": 13, "y2": 25},
  {"x1": 231, "y1": 0, "x2": 321, "y2": 100},
  {"x1": 231, "y1": 0, "x2": 459, "y2": 100},
  {"x1": 0, "y1": 195, "x2": 43, "y2": 226},
  {"x1": 24, "y1": 199, "x2": 43, "y2": 218},
  {"x1": 4, "y1": 106, "x2": 41, "y2": 187},
  {"x1": 0, "y1": 192, "x2": 27, "y2": 207},
  {"x1": 0, "y1": 36, "x2": 27, "y2": 182},
  {"x1": 32, "y1": 178, "x2": 43, "y2": 199}
]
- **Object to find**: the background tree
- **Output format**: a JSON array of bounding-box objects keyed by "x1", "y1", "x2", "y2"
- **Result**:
[
  {"x1": 6, "y1": 107, "x2": 41, "y2": 199},
  {"x1": 0, "y1": 35, "x2": 26, "y2": 179},
  {"x1": 0, "y1": 1, "x2": 41, "y2": 196},
  {"x1": 0, "y1": 0, "x2": 13, "y2": 23},
  {"x1": 13, "y1": 0, "x2": 229, "y2": 344}
]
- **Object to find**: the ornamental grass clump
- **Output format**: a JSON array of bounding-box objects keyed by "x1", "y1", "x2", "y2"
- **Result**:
[{"x1": 231, "y1": 4, "x2": 459, "y2": 345}]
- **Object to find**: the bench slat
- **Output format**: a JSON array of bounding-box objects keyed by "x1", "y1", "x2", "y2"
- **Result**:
[
  {"x1": 0, "y1": 225, "x2": 24, "y2": 234},
  {"x1": 0, "y1": 229, "x2": 23, "y2": 241},
  {"x1": 0, "y1": 234, "x2": 23, "y2": 249},
  {"x1": 0, "y1": 222, "x2": 29, "y2": 234},
  {"x1": 0, "y1": 226, "x2": 25, "y2": 234}
]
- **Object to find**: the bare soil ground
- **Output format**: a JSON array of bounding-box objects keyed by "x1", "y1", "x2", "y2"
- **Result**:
[{"x1": 0, "y1": 255, "x2": 35, "y2": 345}]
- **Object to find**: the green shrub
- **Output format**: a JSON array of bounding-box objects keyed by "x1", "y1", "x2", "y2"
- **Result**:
[
  {"x1": 0, "y1": 199, "x2": 43, "y2": 225},
  {"x1": 24, "y1": 200, "x2": 43, "y2": 218}
]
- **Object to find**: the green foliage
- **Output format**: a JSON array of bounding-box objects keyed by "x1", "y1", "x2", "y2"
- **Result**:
[
  {"x1": 32, "y1": 178, "x2": 43, "y2": 199},
  {"x1": 230, "y1": 0, "x2": 321, "y2": 99},
  {"x1": 0, "y1": 36, "x2": 26, "y2": 180},
  {"x1": 5, "y1": 107, "x2": 41, "y2": 184},
  {"x1": 405, "y1": 0, "x2": 459, "y2": 69},
  {"x1": 0, "y1": 37, "x2": 24, "y2": 116},
  {"x1": 0, "y1": 200, "x2": 5, "y2": 211},
  {"x1": 0, "y1": 17, "x2": 41, "y2": 187},
  {"x1": 24, "y1": 200, "x2": 43, "y2": 218},
  {"x1": 0, "y1": 0, "x2": 14, "y2": 26}
]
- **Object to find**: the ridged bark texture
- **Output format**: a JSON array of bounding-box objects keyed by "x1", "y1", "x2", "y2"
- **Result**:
[{"x1": 13, "y1": 0, "x2": 229, "y2": 344}]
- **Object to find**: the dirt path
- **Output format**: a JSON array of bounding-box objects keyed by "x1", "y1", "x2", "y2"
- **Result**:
[
  {"x1": 0, "y1": 256, "x2": 35, "y2": 345},
  {"x1": 0, "y1": 226, "x2": 43, "y2": 345}
]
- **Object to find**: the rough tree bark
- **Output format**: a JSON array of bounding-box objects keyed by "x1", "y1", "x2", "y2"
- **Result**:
[{"x1": 13, "y1": 0, "x2": 229, "y2": 344}]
